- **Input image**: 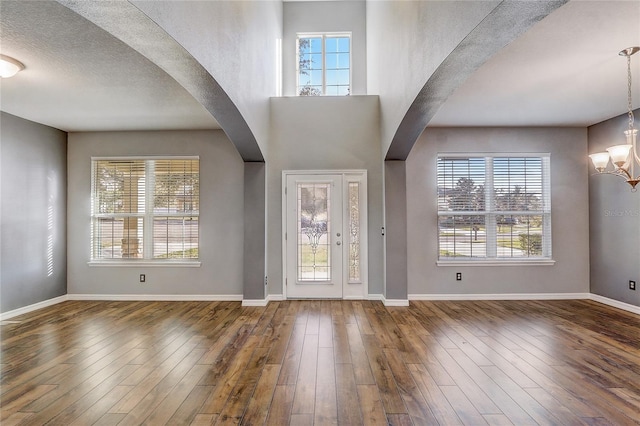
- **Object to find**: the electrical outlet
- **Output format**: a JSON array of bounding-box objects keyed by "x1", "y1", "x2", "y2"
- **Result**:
[
  {"x1": 630, "y1": 280, "x2": 636, "y2": 291},
  {"x1": 140, "y1": 274, "x2": 146, "y2": 283},
  {"x1": 456, "y1": 272, "x2": 462, "y2": 281}
]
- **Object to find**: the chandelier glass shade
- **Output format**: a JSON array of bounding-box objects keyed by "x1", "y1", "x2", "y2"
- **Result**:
[{"x1": 589, "y1": 47, "x2": 640, "y2": 191}]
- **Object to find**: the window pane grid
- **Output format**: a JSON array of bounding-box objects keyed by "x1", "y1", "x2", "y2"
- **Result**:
[
  {"x1": 91, "y1": 158, "x2": 199, "y2": 261},
  {"x1": 92, "y1": 217, "x2": 144, "y2": 259},
  {"x1": 437, "y1": 155, "x2": 551, "y2": 261},
  {"x1": 495, "y1": 214, "x2": 544, "y2": 258},
  {"x1": 438, "y1": 215, "x2": 486, "y2": 258},
  {"x1": 153, "y1": 217, "x2": 199, "y2": 259},
  {"x1": 437, "y1": 158, "x2": 485, "y2": 212},
  {"x1": 493, "y1": 157, "x2": 543, "y2": 212},
  {"x1": 297, "y1": 34, "x2": 350, "y2": 96}
]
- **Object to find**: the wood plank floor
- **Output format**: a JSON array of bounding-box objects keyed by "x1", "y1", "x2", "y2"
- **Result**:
[{"x1": 1, "y1": 299, "x2": 639, "y2": 425}]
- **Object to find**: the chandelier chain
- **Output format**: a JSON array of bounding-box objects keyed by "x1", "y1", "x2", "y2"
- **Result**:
[
  {"x1": 628, "y1": 53, "x2": 635, "y2": 131},
  {"x1": 588, "y1": 47, "x2": 640, "y2": 191}
]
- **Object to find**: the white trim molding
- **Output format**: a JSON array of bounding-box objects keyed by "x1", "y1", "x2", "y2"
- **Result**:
[
  {"x1": 437, "y1": 260, "x2": 556, "y2": 267},
  {"x1": 383, "y1": 298, "x2": 410, "y2": 307},
  {"x1": 409, "y1": 293, "x2": 592, "y2": 301},
  {"x1": 242, "y1": 299, "x2": 268, "y2": 307},
  {"x1": 589, "y1": 294, "x2": 640, "y2": 315},
  {"x1": 282, "y1": 170, "x2": 368, "y2": 300},
  {"x1": 367, "y1": 294, "x2": 384, "y2": 302},
  {"x1": 3, "y1": 292, "x2": 637, "y2": 321},
  {"x1": 0, "y1": 295, "x2": 68, "y2": 321},
  {"x1": 367, "y1": 294, "x2": 409, "y2": 306},
  {"x1": 88, "y1": 261, "x2": 201, "y2": 268},
  {"x1": 66, "y1": 294, "x2": 243, "y2": 302},
  {"x1": 242, "y1": 294, "x2": 285, "y2": 306}
]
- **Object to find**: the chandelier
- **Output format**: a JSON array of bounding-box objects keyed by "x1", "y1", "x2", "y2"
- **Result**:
[{"x1": 589, "y1": 47, "x2": 639, "y2": 191}]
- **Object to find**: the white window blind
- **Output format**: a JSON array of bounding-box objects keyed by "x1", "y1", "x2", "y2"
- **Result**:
[
  {"x1": 91, "y1": 158, "x2": 199, "y2": 261},
  {"x1": 437, "y1": 154, "x2": 551, "y2": 261}
]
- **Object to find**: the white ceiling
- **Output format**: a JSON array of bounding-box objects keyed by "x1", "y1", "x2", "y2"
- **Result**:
[
  {"x1": 0, "y1": 0, "x2": 220, "y2": 132},
  {"x1": 0, "y1": 1, "x2": 638, "y2": 133},
  {"x1": 430, "y1": 0, "x2": 640, "y2": 127}
]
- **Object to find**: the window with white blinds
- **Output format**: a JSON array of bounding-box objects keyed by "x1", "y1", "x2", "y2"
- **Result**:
[
  {"x1": 91, "y1": 158, "x2": 199, "y2": 261},
  {"x1": 437, "y1": 154, "x2": 551, "y2": 261}
]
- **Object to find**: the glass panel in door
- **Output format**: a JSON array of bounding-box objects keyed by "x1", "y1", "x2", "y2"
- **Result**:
[
  {"x1": 297, "y1": 182, "x2": 331, "y2": 281},
  {"x1": 286, "y1": 174, "x2": 343, "y2": 298}
]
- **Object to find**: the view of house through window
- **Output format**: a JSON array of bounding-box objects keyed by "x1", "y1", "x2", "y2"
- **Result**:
[
  {"x1": 297, "y1": 33, "x2": 350, "y2": 96},
  {"x1": 437, "y1": 154, "x2": 551, "y2": 261},
  {"x1": 91, "y1": 158, "x2": 199, "y2": 261}
]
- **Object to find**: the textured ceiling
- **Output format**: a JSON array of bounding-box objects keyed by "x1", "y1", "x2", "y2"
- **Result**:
[
  {"x1": 0, "y1": 0, "x2": 220, "y2": 132},
  {"x1": 430, "y1": 0, "x2": 640, "y2": 127},
  {"x1": 0, "y1": 1, "x2": 638, "y2": 134}
]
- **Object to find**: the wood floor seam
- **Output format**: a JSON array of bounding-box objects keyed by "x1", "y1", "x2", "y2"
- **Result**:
[{"x1": 1, "y1": 299, "x2": 639, "y2": 425}]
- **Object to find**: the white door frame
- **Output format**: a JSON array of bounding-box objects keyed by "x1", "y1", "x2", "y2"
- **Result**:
[{"x1": 282, "y1": 170, "x2": 368, "y2": 299}]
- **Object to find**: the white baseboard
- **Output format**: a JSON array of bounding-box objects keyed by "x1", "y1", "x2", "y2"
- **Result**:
[
  {"x1": 589, "y1": 294, "x2": 640, "y2": 315},
  {"x1": 242, "y1": 294, "x2": 286, "y2": 306},
  {"x1": 409, "y1": 293, "x2": 592, "y2": 301},
  {"x1": 1, "y1": 293, "x2": 244, "y2": 321},
  {"x1": 383, "y1": 298, "x2": 410, "y2": 307},
  {"x1": 0, "y1": 295, "x2": 68, "y2": 321},
  {"x1": 3, "y1": 292, "x2": 637, "y2": 320},
  {"x1": 242, "y1": 299, "x2": 268, "y2": 307},
  {"x1": 366, "y1": 294, "x2": 409, "y2": 306},
  {"x1": 244, "y1": 294, "x2": 374, "y2": 305},
  {"x1": 67, "y1": 294, "x2": 243, "y2": 302}
]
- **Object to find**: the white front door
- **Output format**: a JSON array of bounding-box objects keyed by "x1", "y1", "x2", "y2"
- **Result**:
[{"x1": 284, "y1": 172, "x2": 367, "y2": 299}]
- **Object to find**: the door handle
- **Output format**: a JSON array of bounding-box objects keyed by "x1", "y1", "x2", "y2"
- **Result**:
[{"x1": 336, "y1": 241, "x2": 342, "y2": 246}]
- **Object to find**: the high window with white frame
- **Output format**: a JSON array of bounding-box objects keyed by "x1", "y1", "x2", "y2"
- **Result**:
[
  {"x1": 297, "y1": 33, "x2": 351, "y2": 96},
  {"x1": 91, "y1": 157, "x2": 199, "y2": 261},
  {"x1": 437, "y1": 154, "x2": 552, "y2": 262}
]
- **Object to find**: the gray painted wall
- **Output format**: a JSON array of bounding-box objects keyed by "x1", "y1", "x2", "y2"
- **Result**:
[
  {"x1": 283, "y1": 0, "x2": 367, "y2": 96},
  {"x1": 384, "y1": 161, "x2": 408, "y2": 300},
  {"x1": 1, "y1": 112, "x2": 67, "y2": 313},
  {"x1": 589, "y1": 112, "x2": 640, "y2": 306},
  {"x1": 132, "y1": 0, "x2": 283, "y2": 156},
  {"x1": 406, "y1": 127, "x2": 590, "y2": 295},
  {"x1": 366, "y1": 1, "x2": 499, "y2": 155},
  {"x1": 267, "y1": 95, "x2": 384, "y2": 296},
  {"x1": 67, "y1": 130, "x2": 245, "y2": 296},
  {"x1": 244, "y1": 162, "x2": 267, "y2": 301}
]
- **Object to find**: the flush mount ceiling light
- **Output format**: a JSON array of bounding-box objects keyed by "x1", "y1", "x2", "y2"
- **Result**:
[
  {"x1": 589, "y1": 47, "x2": 640, "y2": 191},
  {"x1": 0, "y1": 54, "x2": 25, "y2": 78}
]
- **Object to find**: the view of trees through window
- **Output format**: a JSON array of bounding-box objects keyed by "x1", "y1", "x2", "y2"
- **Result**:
[
  {"x1": 297, "y1": 34, "x2": 350, "y2": 96},
  {"x1": 437, "y1": 156, "x2": 550, "y2": 260},
  {"x1": 91, "y1": 159, "x2": 199, "y2": 260}
]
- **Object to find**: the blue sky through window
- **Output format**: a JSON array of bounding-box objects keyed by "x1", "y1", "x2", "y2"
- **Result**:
[{"x1": 298, "y1": 34, "x2": 350, "y2": 96}]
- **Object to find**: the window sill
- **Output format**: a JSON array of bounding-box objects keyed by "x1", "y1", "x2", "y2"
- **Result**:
[
  {"x1": 437, "y1": 259, "x2": 555, "y2": 267},
  {"x1": 88, "y1": 261, "x2": 201, "y2": 268}
]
